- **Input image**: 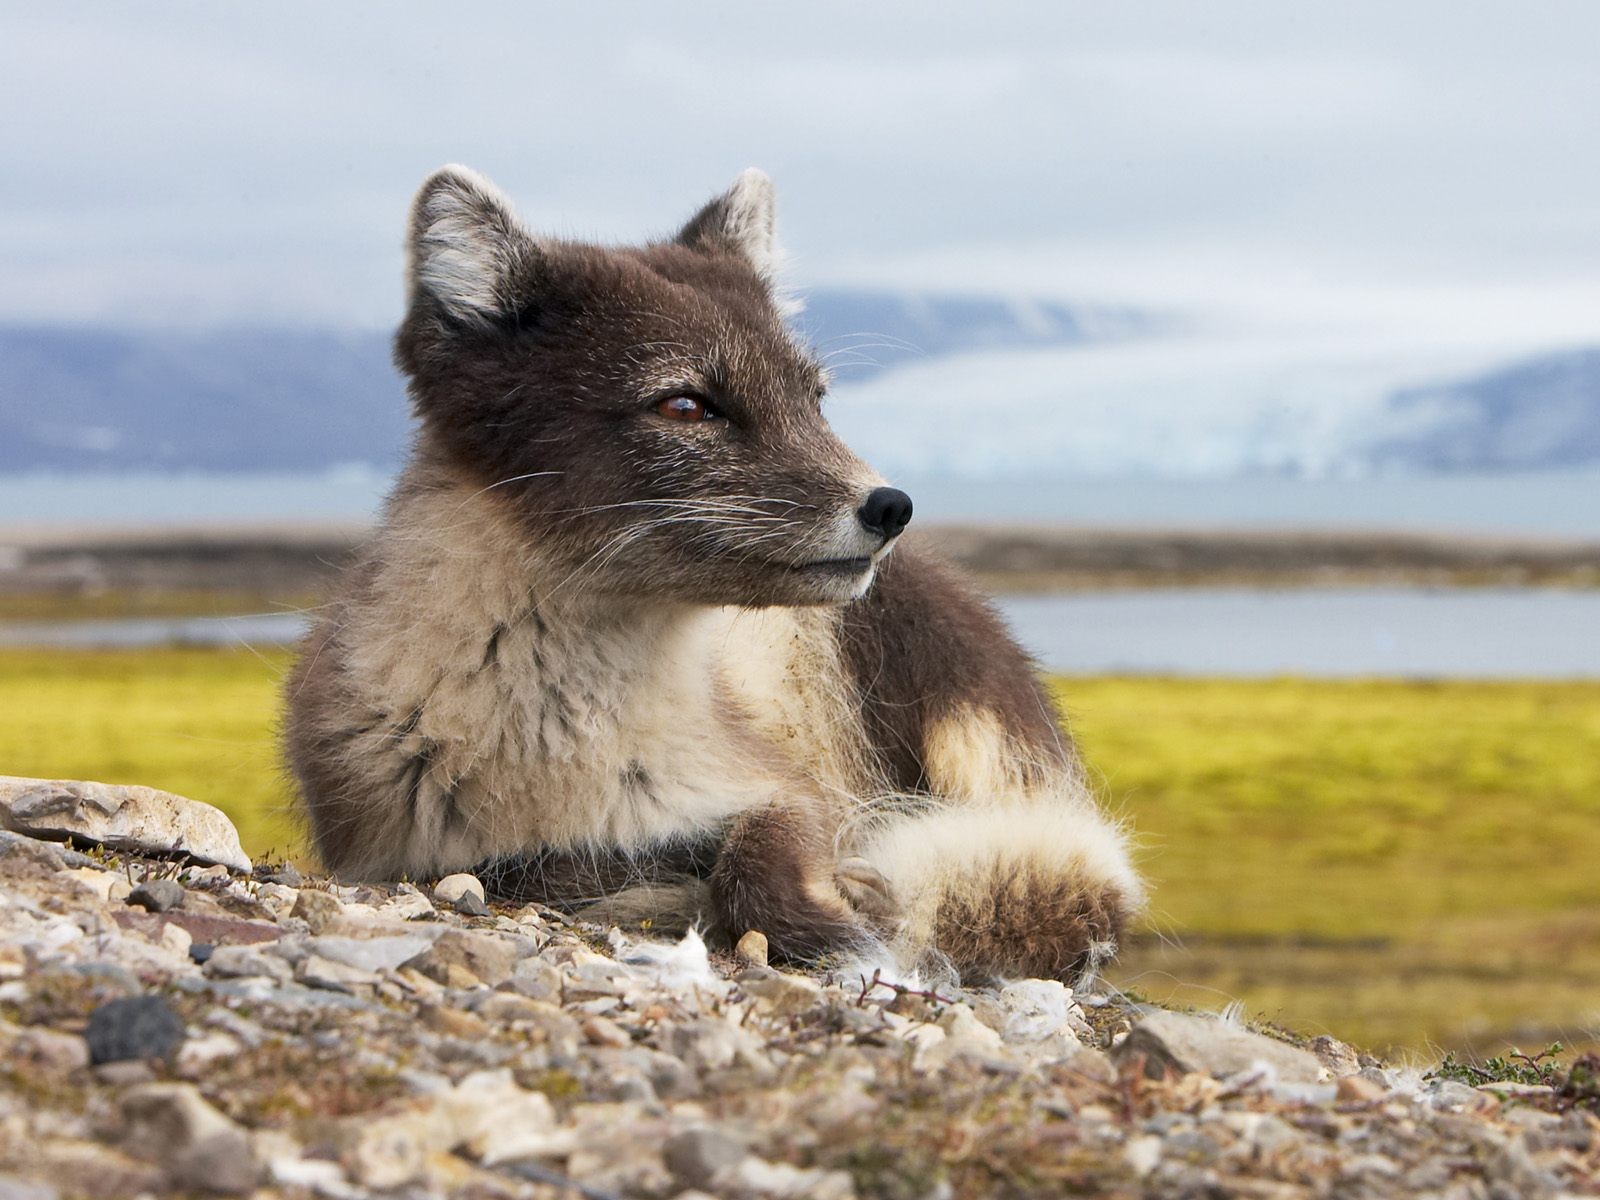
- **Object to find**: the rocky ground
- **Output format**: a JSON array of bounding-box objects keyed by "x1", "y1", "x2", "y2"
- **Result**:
[{"x1": 2, "y1": 777, "x2": 1598, "y2": 1199}]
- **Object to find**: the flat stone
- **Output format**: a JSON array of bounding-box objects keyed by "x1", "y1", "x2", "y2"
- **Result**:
[
  {"x1": 114, "y1": 909, "x2": 282, "y2": 947},
  {"x1": 0, "y1": 1176, "x2": 60, "y2": 1200},
  {"x1": 403, "y1": 929, "x2": 516, "y2": 987},
  {"x1": 664, "y1": 1127, "x2": 747, "y2": 1190},
  {"x1": 1111, "y1": 1010, "x2": 1324, "y2": 1085},
  {"x1": 14, "y1": 1026, "x2": 91, "y2": 1073},
  {"x1": 1311, "y1": 1034, "x2": 1363, "y2": 1077},
  {"x1": 204, "y1": 945, "x2": 293, "y2": 984},
  {"x1": 0, "y1": 776, "x2": 250, "y2": 873},
  {"x1": 582, "y1": 1015, "x2": 632, "y2": 1048},
  {"x1": 120, "y1": 1082, "x2": 259, "y2": 1195},
  {"x1": 736, "y1": 968, "x2": 822, "y2": 1016},
  {"x1": 305, "y1": 933, "x2": 439, "y2": 973},
  {"x1": 505, "y1": 955, "x2": 562, "y2": 1001},
  {"x1": 85, "y1": 995, "x2": 186, "y2": 1064},
  {"x1": 1337, "y1": 1075, "x2": 1388, "y2": 1103},
  {"x1": 126, "y1": 879, "x2": 185, "y2": 913},
  {"x1": 378, "y1": 889, "x2": 434, "y2": 920},
  {"x1": 298, "y1": 954, "x2": 378, "y2": 993},
  {"x1": 289, "y1": 888, "x2": 342, "y2": 933}
]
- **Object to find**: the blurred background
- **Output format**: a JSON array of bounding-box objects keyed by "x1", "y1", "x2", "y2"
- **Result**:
[{"x1": 2, "y1": 1, "x2": 1598, "y2": 1057}]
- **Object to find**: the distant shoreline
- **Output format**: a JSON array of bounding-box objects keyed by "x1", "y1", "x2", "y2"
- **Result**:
[{"x1": 1, "y1": 521, "x2": 1597, "y2": 621}]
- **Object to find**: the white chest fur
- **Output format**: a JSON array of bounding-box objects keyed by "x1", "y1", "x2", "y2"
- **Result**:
[{"x1": 331, "y1": 476, "x2": 860, "y2": 872}]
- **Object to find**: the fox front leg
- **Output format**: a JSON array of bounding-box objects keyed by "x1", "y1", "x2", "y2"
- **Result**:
[{"x1": 709, "y1": 800, "x2": 891, "y2": 964}]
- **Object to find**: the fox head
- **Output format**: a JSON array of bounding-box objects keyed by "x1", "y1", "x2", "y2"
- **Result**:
[{"x1": 394, "y1": 165, "x2": 911, "y2": 607}]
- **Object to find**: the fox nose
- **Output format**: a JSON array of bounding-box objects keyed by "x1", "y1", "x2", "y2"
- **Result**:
[{"x1": 858, "y1": 486, "x2": 914, "y2": 540}]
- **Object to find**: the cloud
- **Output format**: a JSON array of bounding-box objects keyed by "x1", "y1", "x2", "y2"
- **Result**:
[{"x1": 1, "y1": 0, "x2": 1598, "y2": 334}]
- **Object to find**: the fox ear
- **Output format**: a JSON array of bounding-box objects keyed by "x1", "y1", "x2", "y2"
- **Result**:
[
  {"x1": 406, "y1": 165, "x2": 539, "y2": 325},
  {"x1": 676, "y1": 168, "x2": 780, "y2": 276}
]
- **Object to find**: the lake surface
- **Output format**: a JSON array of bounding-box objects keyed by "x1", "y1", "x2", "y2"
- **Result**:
[
  {"x1": 1001, "y1": 587, "x2": 1600, "y2": 678},
  {"x1": 5, "y1": 588, "x2": 1597, "y2": 677}
]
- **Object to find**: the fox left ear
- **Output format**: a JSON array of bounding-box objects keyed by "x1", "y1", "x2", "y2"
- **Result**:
[
  {"x1": 406, "y1": 164, "x2": 541, "y2": 326},
  {"x1": 676, "y1": 168, "x2": 780, "y2": 277}
]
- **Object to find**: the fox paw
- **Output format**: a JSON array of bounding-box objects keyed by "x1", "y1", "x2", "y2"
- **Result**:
[{"x1": 835, "y1": 856, "x2": 900, "y2": 928}]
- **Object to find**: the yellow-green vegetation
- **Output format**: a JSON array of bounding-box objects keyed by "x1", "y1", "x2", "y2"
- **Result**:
[
  {"x1": 1, "y1": 646, "x2": 1597, "y2": 1056},
  {"x1": 0, "y1": 647, "x2": 301, "y2": 857},
  {"x1": 1055, "y1": 676, "x2": 1600, "y2": 1056}
]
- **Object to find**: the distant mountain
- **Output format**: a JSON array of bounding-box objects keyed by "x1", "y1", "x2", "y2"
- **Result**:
[
  {"x1": 2, "y1": 295, "x2": 1597, "y2": 478},
  {"x1": 0, "y1": 289, "x2": 1150, "y2": 473},
  {"x1": 0, "y1": 327, "x2": 407, "y2": 472},
  {"x1": 1370, "y1": 347, "x2": 1600, "y2": 472},
  {"x1": 791, "y1": 288, "x2": 1156, "y2": 381}
]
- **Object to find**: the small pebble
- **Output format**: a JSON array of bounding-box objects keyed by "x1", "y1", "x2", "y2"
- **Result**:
[
  {"x1": 126, "y1": 878, "x2": 185, "y2": 913},
  {"x1": 188, "y1": 942, "x2": 214, "y2": 965},
  {"x1": 734, "y1": 929, "x2": 769, "y2": 968},
  {"x1": 433, "y1": 872, "x2": 487, "y2": 906},
  {"x1": 454, "y1": 891, "x2": 490, "y2": 917},
  {"x1": 582, "y1": 1015, "x2": 632, "y2": 1048}
]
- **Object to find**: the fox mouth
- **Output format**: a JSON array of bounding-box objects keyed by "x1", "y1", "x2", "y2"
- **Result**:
[{"x1": 791, "y1": 556, "x2": 873, "y2": 575}]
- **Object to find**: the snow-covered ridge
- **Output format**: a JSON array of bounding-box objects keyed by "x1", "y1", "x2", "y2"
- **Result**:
[{"x1": 1, "y1": 290, "x2": 1596, "y2": 478}]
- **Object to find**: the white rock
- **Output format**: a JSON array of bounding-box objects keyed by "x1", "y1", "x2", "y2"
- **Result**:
[
  {"x1": 60, "y1": 867, "x2": 122, "y2": 903},
  {"x1": 728, "y1": 1156, "x2": 856, "y2": 1199},
  {"x1": 305, "y1": 934, "x2": 440, "y2": 974},
  {"x1": 205, "y1": 945, "x2": 293, "y2": 985},
  {"x1": 159, "y1": 922, "x2": 193, "y2": 959},
  {"x1": 377, "y1": 891, "x2": 434, "y2": 921},
  {"x1": 175, "y1": 1032, "x2": 243, "y2": 1079},
  {"x1": 1123, "y1": 1134, "x2": 1163, "y2": 1178},
  {"x1": 298, "y1": 954, "x2": 379, "y2": 993},
  {"x1": 0, "y1": 776, "x2": 250, "y2": 873},
  {"x1": 446, "y1": 1070, "x2": 552, "y2": 1145},
  {"x1": 987, "y1": 979, "x2": 1085, "y2": 1045},
  {"x1": 432, "y1": 873, "x2": 486, "y2": 906}
]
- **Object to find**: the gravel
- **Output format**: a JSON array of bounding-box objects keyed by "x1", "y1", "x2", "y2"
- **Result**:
[{"x1": 2, "y1": 781, "x2": 1597, "y2": 1199}]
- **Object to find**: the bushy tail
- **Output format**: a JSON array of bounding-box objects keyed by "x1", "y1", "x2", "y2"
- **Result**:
[{"x1": 856, "y1": 798, "x2": 1144, "y2": 985}]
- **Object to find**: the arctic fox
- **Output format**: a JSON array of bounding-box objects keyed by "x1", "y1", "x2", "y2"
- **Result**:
[{"x1": 284, "y1": 165, "x2": 1142, "y2": 982}]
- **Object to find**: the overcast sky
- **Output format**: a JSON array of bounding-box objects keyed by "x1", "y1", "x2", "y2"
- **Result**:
[{"x1": 5, "y1": 1, "x2": 1600, "y2": 342}]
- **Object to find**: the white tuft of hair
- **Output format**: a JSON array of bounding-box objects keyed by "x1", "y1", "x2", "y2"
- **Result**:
[{"x1": 407, "y1": 163, "x2": 534, "y2": 325}]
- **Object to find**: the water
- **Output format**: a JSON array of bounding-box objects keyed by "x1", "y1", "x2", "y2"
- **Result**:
[
  {"x1": 5, "y1": 589, "x2": 1598, "y2": 677},
  {"x1": 3, "y1": 467, "x2": 1599, "y2": 538},
  {"x1": 1002, "y1": 587, "x2": 1600, "y2": 678}
]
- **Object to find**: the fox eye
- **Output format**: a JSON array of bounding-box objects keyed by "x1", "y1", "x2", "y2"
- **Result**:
[{"x1": 655, "y1": 394, "x2": 721, "y2": 423}]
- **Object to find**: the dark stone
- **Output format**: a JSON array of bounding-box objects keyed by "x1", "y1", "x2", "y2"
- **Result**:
[
  {"x1": 454, "y1": 891, "x2": 490, "y2": 917},
  {"x1": 126, "y1": 879, "x2": 185, "y2": 913},
  {"x1": 255, "y1": 862, "x2": 303, "y2": 887},
  {"x1": 188, "y1": 942, "x2": 214, "y2": 965},
  {"x1": 85, "y1": 995, "x2": 186, "y2": 1064}
]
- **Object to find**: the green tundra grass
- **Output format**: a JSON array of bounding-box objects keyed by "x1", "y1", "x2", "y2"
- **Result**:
[{"x1": 2, "y1": 645, "x2": 1597, "y2": 1057}]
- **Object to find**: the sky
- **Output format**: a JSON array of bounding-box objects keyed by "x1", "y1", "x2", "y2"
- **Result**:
[{"x1": 6, "y1": 0, "x2": 1600, "y2": 346}]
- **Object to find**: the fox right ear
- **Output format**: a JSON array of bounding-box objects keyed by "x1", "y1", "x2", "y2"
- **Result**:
[{"x1": 406, "y1": 165, "x2": 540, "y2": 325}]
